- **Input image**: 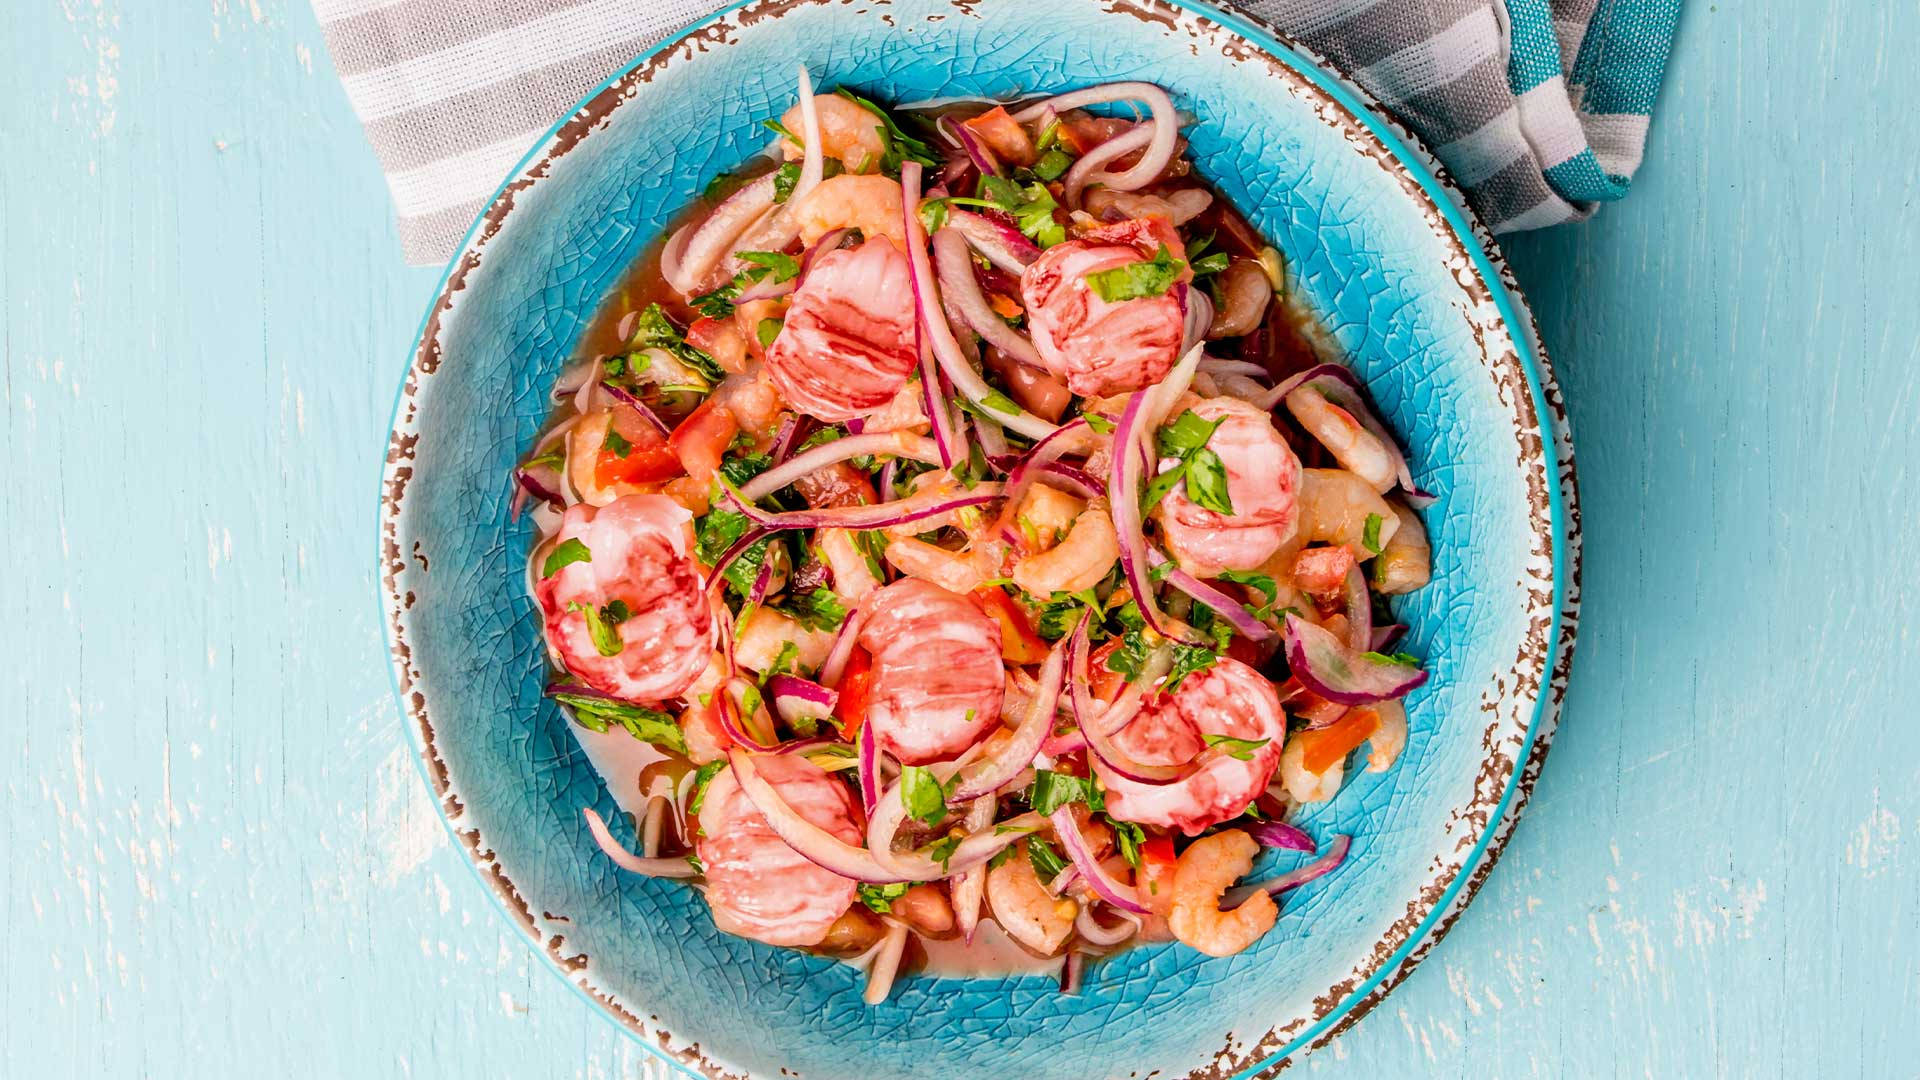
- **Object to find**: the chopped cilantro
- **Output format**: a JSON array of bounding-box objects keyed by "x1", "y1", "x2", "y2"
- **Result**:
[
  {"x1": 976, "y1": 175, "x2": 1066, "y2": 247},
  {"x1": 780, "y1": 586, "x2": 848, "y2": 632},
  {"x1": 542, "y1": 538, "x2": 591, "y2": 578},
  {"x1": 1201, "y1": 733, "x2": 1271, "y2": 761},
  {"x1": 1085, "y1": 243, "x2": 1186, "y2": 303},
  {"x1": 772, "y1": 161, "x2": 801, "y2": 203},
  {"x1": 1026, "y1": 837, "x2": 1069, "y2": 882},
  {"x1": 763, "y1": 117, "x2": 803, "y2": 146},
  {"x1": 857, "y1": 882, "x2": 910, "y2": 913},
  {"x1": 1029, "y1": 769, "x2": 1105, "y2": 816},
  {"x1": 631, "y1": 304, "x2": 723, "y2": 385},
  {"x1": 1361, "y1": 650, "x2": 1422, "y2": 668},
  {"x1": 1082, "y1": 412, "x2": 1115, "y2": 435},
  {"x1": 764, "y1": 639, "x2": 801, "y2": 680},
  {"x1": 690, "y1": 250, "x2": 803, "y2": 319},
  {"x1": 686, "y1": 761, "x2": 726, "y2": 817},
  {"x1": 1033, "y1": 147, "x2": 1072, "y2": 181},
  {"x1": 833, "y1": 87, "x2": 941, "y2": 173},
  {"x1": 1190, "y1": 251, "x2": 1231, "y2": 276},
  {"x1": 602, "y1": 428, "x2": 633, "y2": 458},
  {"x1": 899, "y1": 766, "x2": 950, "y2": 825},
  {"x1": 918, "y1": 197, "x2": 950, "y2": 234},
  {"x1": 1108, "y1": 818, "x2": 1146, "y2": 869},
  {"x1": 548, "y1": 691, "x2": 686, "y2": 755},
  {"x1": 978, "y1": 387, "x2": 1023, "y2": 417},
  {"x1": 1142, "y1": 409, "x2": 1233, "y2": 514},
  {"x1": 571, "y1": 599, "x2": 631, "y2": 657},
  {"x1": 987, "y1": 846, "x2": 1016, "y2": 870},
  {"x1": 928, "y1": 833, "x2": 963, "y2": 872},
  {"x1": 522, "y1": 446, "x2": 566, "y2": 471},
  {"x1": 685, "y1": 853, "x2": 704, "y2": 875},
  {"x1": 1183, "y1": 448, "x2": 1234, "y2": 514},
  {"x1": 1362, "y1": 512, "x2": 1384, "y2": 554},
  {"x1": 1161, "y1": 640, "x2": 1220, "y2": 694},
  {"x1": 756, "y1": 317, "x2": 783, "y2": 349}
]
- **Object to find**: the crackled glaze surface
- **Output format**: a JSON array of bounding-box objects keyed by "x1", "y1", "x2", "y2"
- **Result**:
[{"x1": 380, "y1": 2, "x2": 1572, "y2": 1077}]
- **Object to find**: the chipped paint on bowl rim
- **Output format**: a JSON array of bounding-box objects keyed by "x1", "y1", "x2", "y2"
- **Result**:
[{"x1": 376, "y1": 0, "x2": 1582, "y2": 1076}]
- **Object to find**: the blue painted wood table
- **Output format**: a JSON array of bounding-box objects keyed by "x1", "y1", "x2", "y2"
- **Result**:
[{"x1": 4, "y1": 3, "x2": 1914, "y2": 1076}]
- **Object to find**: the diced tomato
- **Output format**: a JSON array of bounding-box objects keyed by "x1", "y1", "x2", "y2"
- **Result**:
[
  {"x1": 1088, "y1": 638, "x2": 1127, "y2": 704},
  {"x1": 1135, "y1": 833, "x2": 1178, "y2": 916},
  {"x1": 1057, "y1": 113, "x2": 1134, "y2": 156},
  {"x1": 793, "y1": 461, "x2": 877, "y2": 509},
  {"x1": 686, "y1": 316, "x2": 750, "y2": 375},
  {"x1": 833, "y1": 647, "x2": 875, "y2": 742},
  {"x1": 594, "y1": 411, "x2": 682, "y2": 487},
  {"x1": 962, "y1": 106, "x2": 1037, "y2": 166},
  {"x1": 1292, "y1": 707, "x2": 1380, "y2": 774},
  {"x1": 971, "y1": 588, "x2": 1050, "y2": 665},
  {"x1": 668, "y1": 398, "x2": 739, "y2": 488}
]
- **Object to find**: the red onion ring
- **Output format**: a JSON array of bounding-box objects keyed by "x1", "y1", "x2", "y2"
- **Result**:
[
  {"x1": 1223, "y1": 833, "x2": 1351, "y2": 909},
  {"x1": 1015, "y1": 82, "x2": 1179, "y2": 197},
  {"x1": 1340, "y1": 564, "x2": 1373, "y2": 653},
  {"x1": 1074, "y1": 905, "x2": 1140, "y2": 947},
  {"x1": 901, "y1": 161, "x2": 1059, "y2": 441},
  {"x1": 1244, "y1": 819, "x2": 1316, "y2": 853},
  {"x1": 766, "y1": 673, "x2": 838, "y2": 729},
  {"x1": 1149, "y1": 550, "x2": 1275, "y2": 642},
  {"x1": 719, "y1": 476, "x2": 1003, "y2": 532},
  {"x1": 739, "y1": 431, "x2": 942, "y2": 502},
  {"x1": 1282, "y1": 613, "x2": 1427, "y2": 705},
  {"x1": 951, "y1": 795, "x2": 995, "y2": 943},
  {"x1": 947, "y1": 209, "x2": 1041, "y2": 273},
  {"x1": 938, "y1": 114, "x2": 1003, "y2": 177},
  {"x1": 990, "y1": 417, "x2": 1093, "y2": 538},
  {"x1": 582, "y1": 807, "x2": 698, "y2": 878},
  {"x1": 1049, "y1": 806, "x2": 1148, "y2": 914},
  {"x1": 818, "y1": 602, "x2": 868, "y2": 689},
  {"x1": 1109, "y1": 388, "x2": 1206, "y2": 647},
  {"x1": 932, "y1": 227, "x2": 1042, "y2": 367}
]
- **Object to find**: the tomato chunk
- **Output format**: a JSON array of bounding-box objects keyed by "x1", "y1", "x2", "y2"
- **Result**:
[
  {"x1": 594, "y1": 410, "x2": 682, "y2": 487},
  {"x1": 833, "y1": 647, "x2": 875, "y2": 742},
  {"x1": 1292, "y1": 707, "x2": 1381, "y2": 774},
  {"x1": 971, "y1": 588, "x2": 1050, "y2": 665},
  {"x1": 668, "y1": 398, "x2": 739, "y2": 488},
  {"x1": 962, "y1": 106, "x2": 1037, "y2": 166}
]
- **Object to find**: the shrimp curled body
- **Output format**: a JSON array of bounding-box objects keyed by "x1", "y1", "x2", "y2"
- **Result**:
[
  {"x1": 1021, "y1": 218, "x2": 1190, "y2": 396},
  {"x1": 1168, "y1": 829, "x2": 1277, "y2": 957},
  {"x1": 535, "y1": 495, "x2": 713, "y2": 702},
  {"x1": 1096, "y1": 657, "x2": 1287, "y2": 836},
  {"x1": 696, "y1": 755, "x2": 862, "y2": 947},
  {"x1": 765, "y1": 236, "x2": 917, "y2": 423},
  {"x1": 1155, "y1": 396, "x2": 1302, "y2": 576},
  {"x1": 857, "y1": 579, "x2": 1005, "y2": 765}
]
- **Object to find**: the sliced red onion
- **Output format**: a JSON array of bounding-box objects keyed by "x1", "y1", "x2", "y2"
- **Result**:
[
  {"x1": 786, "y1": 67, "x2": 826, "y2": 209},
  {"x1": 1049, "y1": 806, "x2": 1148, "y2": 914},
  {"x1": 704, "y1": 525, "x2": 771, "y2": 590},
  {"x1": 739, "y1": 431, "x2": 942, "y2": 502},
  {"x1": 1223, "y1": 833, "x2": 1351, "y2": 909},
  {"x1": 1146, "y1": 341, "x2": 1207, "y2": 430},
  {"x1": 862, "y1": 920, "x2": 909, "y2": 1005},
  {"x1": 766, "y1": 673, "x2": 838, "y2": 729},
  {"x1": 947, "y1": 209, "x2": 1040, "y2": 273},
  {"x1": 1069, "y1": 621, "x2": 1189, "y2": 784},
  {"x1": 1038, "y1": 461, "x2": 1104, "y2": 499},
  {"x1": 1058, "y1": 950, "x2": 1085, "y2": 994},
  {"x1": 938, "y1": 114, "x2": 1003, "y2": 177},
  {"x1": 1198, "y1": 357, "x2": 1270, "y2": 381},
  {"x1": 1149, "y1": 550, "x2": 1274, "y2": 642},
  {"x1": 818, "y1": 602, "x2": 869, "y2": 688},
  {"x1": 1061, "y1": 123, "x2": 1152, "y2": 208},
  {"x1": 877, "y1": 458, "x2": 899, "y2": 503},
  {"x1": 1370, "y1": 623, "x2": 1408, "y2": 651},
  {"x1": 973, "y1": 411, "x2": 1010, "y2": 461},
  {"x1": 510, "y1": 463, "x2": 564, "y2": 521},
  {"x1": 769, "y1": 415, "x2": 803, "y2": 464},
  {"x1": 952, "y1": 795, "x2": 995, "y2": 943},
  {"x1": 747, "y1": 555, "x2": 777, "y2": 608},
  {"x1": 716, "y1": 675, "x2": 781, "y2": 753},
  {"x1": 857, "y1": 720, "x2": 881, "y2": 814},
  {"x1": 1180, "y1": 283, "x2": 1215, "y2": 357},
  {"x1": 1074, "y1": 905, "x2": 1140, "y2": 947},
  {"x1": 598, "y1": 382, "x2": 672, "y2": 437},
  {"x1": 932, "y1": 227, "x2": 1042, "y2": 367},
  {"x1": 1340, "y1": 565, "x2": 1373, "y2": 653},
  {"x1": 792, "y1": 226, "x2": 850, "y2": 288},
  {"x1": 730, "y1": 749, "x2": 901, "y2": 881},
  {"x1": 770, "y1": 736, "x2": 838, "y2": 756},
  {"x1": 860, "y1": 772, "x2": 1048, "y2": 883},
  {"x1": 720, "y1": 476, "x2": 1002, "y2": 532},
  {"x1": 1110, "y1": 389, "x2": 1206, "y2": 647},
  {"x1": 918, "y1": 327, "x2": 967, "y2": 469},
  {"x1": 1015, "y1": 82, "x2": 1178, "y2": 196},
  {"x1": 662, "y1": 172, "x2": 780, "y2": 296},
  {"x1": 1283, "y1": 613, "x2": 1427, "y2": 705},
  {"x1": 949, "y1": 626, "x2": 1069, "y2": 800},
  {"x1": 1244, "y1": 819, "x2": 1316, "y2": 853},
  {"x1": 582, "y1": 807, "x2": 698, "y2": 878},
  {"x1": 1045, "y1": 864, "x2": 1081, "y2": 898},
  {"x1": 990, "y1": 417, "x2": 1092, "y2": 537},
  {"x1": 902, "y1": 162, "x2": 1058, "y2": 442},
  {"x1": 658, "y1": 221, "x2": 695, "y2": 295}
]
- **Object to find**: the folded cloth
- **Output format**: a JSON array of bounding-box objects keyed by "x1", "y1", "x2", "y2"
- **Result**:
[{"x1": 313, "y1": 0, "x2": 1677, "y2": 266}]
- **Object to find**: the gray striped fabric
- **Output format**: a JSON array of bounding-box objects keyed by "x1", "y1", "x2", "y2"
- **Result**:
[{"x1": 312, "y1": 0, "x2": 1637, "y2": 265}]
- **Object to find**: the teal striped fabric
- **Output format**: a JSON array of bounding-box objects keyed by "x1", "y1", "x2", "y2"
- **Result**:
[
  {"x1": 315, "y1": 0, "x2": 1680, "y2": 263},
  {"x1": 1242, "y1": 0, "x2": 1681, "y2": 230}
]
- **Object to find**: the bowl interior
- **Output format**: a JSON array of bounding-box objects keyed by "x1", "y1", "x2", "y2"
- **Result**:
[{"x1": 385, "y1": 2, "x2": 1558, "y2": 1077}]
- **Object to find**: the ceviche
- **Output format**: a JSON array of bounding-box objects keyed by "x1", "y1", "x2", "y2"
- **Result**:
[{"x1": 512, "y1": 72, "x2": 1436, "y2": 1002}]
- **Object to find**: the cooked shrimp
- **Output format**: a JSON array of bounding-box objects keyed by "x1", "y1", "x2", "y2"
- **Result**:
[
  {"x1": 816, "y1": 528, "x2": 882, "y2": 603},
  {"x1": 1205, "y1": 259, "x2": 1274, "y2": 339},
  {"x1": 1167, "y1": 829, "x2": 1276, "y2": 957},
  {"x1": 883, "y1": 535, "x2": 991, "y2": 595},
  {"x1": 1372, "y1": 498, "x2": 1431, "y2": 594},
  {"x1": 696, "y1": 755, "x2": 862, "y2": 947},
  {"x1": 765, "y1": 237, "x2": 917, "y2": 422},
  {"x1": 1021, "y1": 217, "x2": 1189, "y2": 396},
  {"x1": 789, "y1": 173, "x2": 907, "y2": 248},
  {"x1": 731, "y1": 606, "x2": 835, "y2": 675},
  {"x1": 1285, "y1": 386, "x2": 1396, "y2": 492},
  {"x1": 1366, "y1": 698, "x2": 1408, "y2": 772},
  {"x1": 1097, "y1": 657, "x2": 1287, "y2": 836},
  {"x1": 857, "y1": 579, "x2": 1004, "y2": 764},
  {"x1": 1293, "y1": 468, "x2": 1401, "y2": 560},
  {"x1": 987, "y1": 842, "x2": 1078, "y2": 955},
  {"x1": 535, "y1": 496, "x2": 713, "y2": 702},
  {"x1": 1154, "y1": 396, "x2": 1303, "y2": 577},
  {"x1": 778, "y1": 93, "x2": 888, "y2": 175},
  {"x1": 890, "y1": 883, "x2": 956, "y2": 936},
  {"x1": 1278, "y1": 730, "x2": 1340, "y2": 802},
  {"x1": 1011, "y1": 483, "x2": 1087, "y2": 552},
  {"x1": 1011, "y1": 506, "x2": 1119, "y2": 597}
]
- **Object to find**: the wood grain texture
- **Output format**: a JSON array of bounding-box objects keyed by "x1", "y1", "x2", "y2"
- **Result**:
[{"x1": 3, "y1": 2, "x2": 1913, "y2": 1078}]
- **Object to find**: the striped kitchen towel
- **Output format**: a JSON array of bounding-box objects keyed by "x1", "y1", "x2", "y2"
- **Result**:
[{"x1": 313, "y1": 0, "x2": 1679, "y2": 266}]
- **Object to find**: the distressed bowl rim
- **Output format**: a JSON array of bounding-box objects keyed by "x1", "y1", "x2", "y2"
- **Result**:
[{"x1": 375, "y1": 1, "x2": 1581, "y2": 1076}]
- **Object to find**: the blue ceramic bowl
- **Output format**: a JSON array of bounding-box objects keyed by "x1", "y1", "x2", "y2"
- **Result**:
[{"x1": 379, "y1": 1, "x2": 1580, "y2": 1076}]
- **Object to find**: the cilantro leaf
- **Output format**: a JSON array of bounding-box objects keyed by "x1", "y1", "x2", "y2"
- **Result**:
[
  {"x1": 571, "y1": 599, "x2": 630, "y2": 657},
  {"x1": 1026, "y1": 837, "x2": 1069, "y2": 882},
  {"x1": 772, "y1": 161, "x2": 801, "y2": 203},
  {"x1": 1142, "y1": 410, "x2": 1231, "y2": 514},
  {"x1": 549, "y1": 691, "x2": 686, "y2": 755},
  {"x1": 928, "y1": 834, "x2": 963, "y2": 872},
  {"x1": 542, "y1": 538, "x2": 591, "y2": 578},
  {"x1": 1085, "y1": 243, "x2": 1186, "y2": 302},
  {"x1": 781, "y1": 587, "x2": 848, "y2": 633},
  {"x1": 1033, "y1": 147, "x2": 1072, "y2": 181},
  {"x1": 1362, "y1": 512, "x2": 1384, "y2": 555},
  {"x1": 1162, "y1": 640, "x2": 1220, "y2": 694},
  {"x1": 857, "y1": 882, "x2": 910, "y2": 913},
  {"x1": 631, "y1": 304, "x2": 723, "y2": 385},
  {"x1": 1157, "y1": 409, "x2": 1225, "y2": 456},
  {"x1": 686, "y1": 760, "x2": 726, "y2": 818},
  {"x1": 1360, "y1": 650, "x2": 1422, "y2": 668},
  {"x1": 601, "y1": 428, "x2": 633, "y2": 459},
  {"x1": 1183, "y1": 448, "x2": 1235, "y2": 514},
  {"x1": 833, "y1": 87, "x2": 940, "y2": 172},
  {"x1": 1029, "y1": 769, "x2": 1104, "y2": 816},
  {"x1": 1190, "y1": 251, "x2": 1231, "y2": 276},
  {"x1": 756, "y1": 317, "x2": 783, "y2": 349},
  {"x1": 1201, "y1": 733, "x2": 1270, "y2": 761},
  {"x1": 899, "y1": 766, "x2": 951, "y2": 825},
  {"x1": 1108, "y1": 818, "x2": 1146, "y2": 869}
]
